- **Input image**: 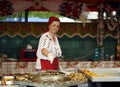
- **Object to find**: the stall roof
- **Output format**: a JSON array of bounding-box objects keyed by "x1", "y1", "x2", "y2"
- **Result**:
[{"x1": 27, "y1": 0, "x2": 120, "y2": 11}]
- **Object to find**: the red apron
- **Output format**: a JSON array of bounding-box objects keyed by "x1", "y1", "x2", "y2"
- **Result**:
[{"x1": 40, "y1": 58, "x2": 59, "y2": 70}]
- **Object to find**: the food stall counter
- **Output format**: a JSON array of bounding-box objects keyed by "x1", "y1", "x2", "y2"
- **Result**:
[
  {"x1": 15, "y1": 81, "x2": 86, "y2": 87},
  {"x1": 14, "y1": 70, "x2": 88, "y2": 87},
  {"x1": 80, "y1": 68, "x2": 120, "y2": 87}
]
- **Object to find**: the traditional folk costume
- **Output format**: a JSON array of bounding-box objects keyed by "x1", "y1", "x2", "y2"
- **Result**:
[{"x1": 36, "y1": 32, "x2": 62, "y2": 70}]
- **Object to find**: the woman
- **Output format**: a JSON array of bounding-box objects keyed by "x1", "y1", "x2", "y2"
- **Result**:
[{"x1": 35, "y1": 16, "x2": 62, "y2": 70}]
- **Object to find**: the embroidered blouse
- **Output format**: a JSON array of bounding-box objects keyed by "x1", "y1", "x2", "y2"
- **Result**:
[{"x1": 36, "y1": 32, "x2": 62, "y2": 69}]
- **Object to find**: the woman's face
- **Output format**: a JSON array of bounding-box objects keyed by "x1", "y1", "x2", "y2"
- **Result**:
[{"x1": 48, "y1": 21, "x2": 60, "y2": 34}]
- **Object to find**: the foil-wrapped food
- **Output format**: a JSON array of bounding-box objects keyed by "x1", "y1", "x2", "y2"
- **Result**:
[
  {"x1": 39, "y1": 70, "x2": 66, "y2": 82},
  {"x1": 14, "y1": 70, "x2": 87, "y2": 84},
  {"x1": 40, "y1": 70, "x2": 65, "y2": 75},
  {"x1": 14, "y1": 73, "x2": 31, "y2": 81},
  {"x1": 14, "y1": 70, "x2": 66, "y2": 83}
]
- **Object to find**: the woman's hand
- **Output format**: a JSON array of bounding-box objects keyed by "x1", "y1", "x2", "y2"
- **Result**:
[{"x1": 48, "y1": 53, "x2": 54, "y2": 63}]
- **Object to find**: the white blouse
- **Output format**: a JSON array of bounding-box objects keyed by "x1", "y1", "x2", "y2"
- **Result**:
[{"x1": 36, "y1": 32, "x2": 62, "y2": 69}]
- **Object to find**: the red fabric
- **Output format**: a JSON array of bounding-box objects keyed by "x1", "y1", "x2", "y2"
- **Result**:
[
  {"x1": 27, "y1": 6, "x2": 49, "y2": 11},
  {"x1": 40, "y1": 58, "x2": 59, "y2": 70},
  {"x1": 48, "y1": 16, "x2": 60, "y2": 26},
  {"x1": 115, "y1": 56, "x2": 120, "y2": 61}
]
